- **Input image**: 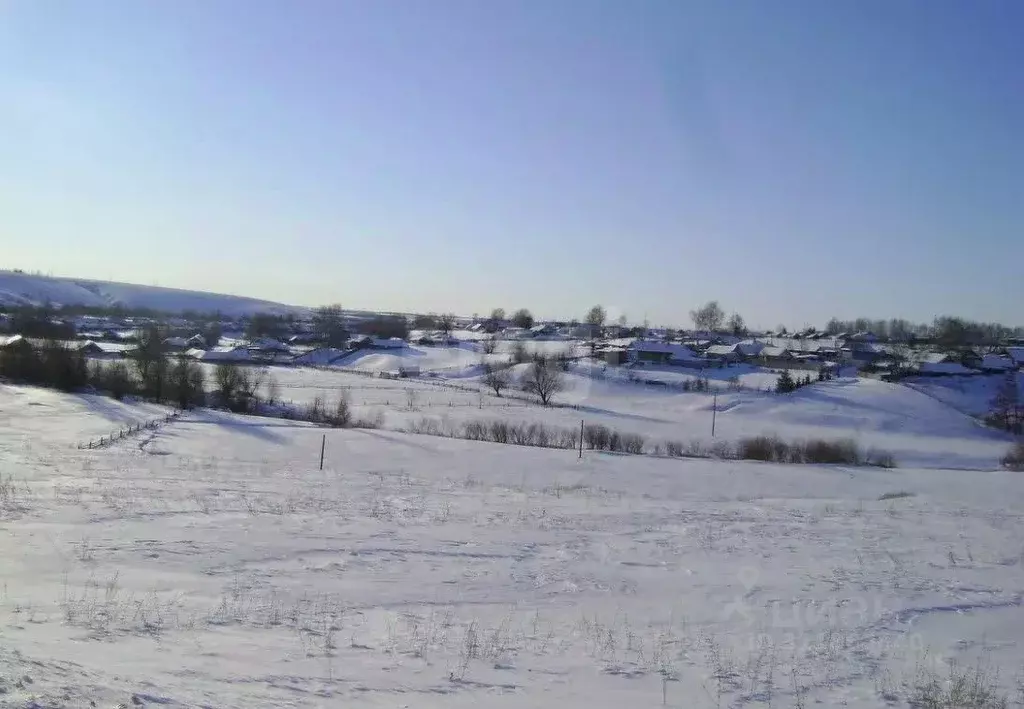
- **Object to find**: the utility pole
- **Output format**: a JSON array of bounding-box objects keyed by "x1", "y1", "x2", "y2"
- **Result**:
[{"x1": 319, "y1": 434, "x2": 326, "y2": 470}]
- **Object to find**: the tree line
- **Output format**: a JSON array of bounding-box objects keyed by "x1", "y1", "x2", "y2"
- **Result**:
[
  {"x1": 823, "y1": 316, "x2": 1023, "y2": 347},
  {"x1": 685, "y1": 301, "x2": 1022, "y2": 348},
  {"x1": 0, "y1": 327, "x2": 275, "y2": 414}
]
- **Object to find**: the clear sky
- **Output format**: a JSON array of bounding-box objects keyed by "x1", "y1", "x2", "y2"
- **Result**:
[{"x1": 2, "y1": 0, "x2": 1022, "y2": 328}]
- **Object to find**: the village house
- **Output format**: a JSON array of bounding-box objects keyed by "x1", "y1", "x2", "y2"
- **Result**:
[
  {"x1": 705, "y1": 344, "x2": 741, "y2": 364},
  {"x1": 1006, "y1": 347, "x2": 1024, "y2": 369},
  {"x1": 0, "y1": 334, "x2": 32, "y2": 356},
  {"x1": 704, "y1": 340, "x2": 765, "y2": 364},
  {"x1": 628, "y1": 340, "x2": 700, "y2": 365},
  {"x1": 529, "y1": 323, "x2": 560, "y2": 338},
  {"x1": 915, "y1": 352, "x2": 979, "y2": 376},
  {"x1": 291, "y1": 347, "x2": 349, "y2": 366},
  {"x1": 759, "y1": 345, "x2": 793, "y2": 369},
  {"x1": 188, "y1": 346, "x2": 253, "y2": 363},
  {"x1": 162, "y1": 336, "x2": 190, "y2": 352},
  {"x1": 980, "y1": 354, "x2": 1016, "y2": 372}
]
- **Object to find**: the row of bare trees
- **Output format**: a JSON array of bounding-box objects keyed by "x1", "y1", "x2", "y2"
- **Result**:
[{"x1": 0, "y1": 326, "x2": 272, "y2": 414}]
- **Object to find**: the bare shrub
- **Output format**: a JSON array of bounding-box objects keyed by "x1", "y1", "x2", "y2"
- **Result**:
[
  {"x1": 490, "y1": 420, "x2": 511, "y2": 443},
  {"x1": 405, "y1": 388, "x2": 419, "y2": 410},
  {"x1": 878, "y1": 491, "x2": 914, "y2": 501},
  {"x1": 867, "y1": 449, "x2": 898, "y2": 468},
  {"x1": 530, "y1": 422, "x2": 551, "y2": 447},
  {"x1": 464, "y1": 421, "x2": 488, "y2": 441},
  {"x1": 557, "y1": 429, "x2": 579, "y2": 449},
  {"x1": 481, "y1": 337, "x2": 498, "y2": 355},
  {"x1": 665, "y1": 440, "x2": 684, "y2": 457},
  {"x1": 406, "y1": 417, "x2": 443, "y2": 436},
  {"x1": 802, "y1": 438, "x2": 861, "y2": 465},
  {"x1": 710, "y1": 440, "x2": 733, "y2": 458},
  {"x1": 556, "y1": 349, "x2": 574, "y2": 372},
  {"x1": 1002, "y1": 441, "x2": 1024, "y2": 471},
  {"x1": 686, "y1": 440, "x2": 708, "y2": 458},
  {"x1": 510, "y1": 341, "x2": 529, "y2": 364},
  {"x1": 905, "y1": 657, "x2": 1009, "y2": 709},
  {"x1": 508, "y1": 422, "x2": 531, "y2": 446},
  {"x1": 736, "y1": 436, "x2": 863, "y2": 465},
  {"x1": 737, "y1": 435, "x2": 790, "y2": 463},
  {"x1": 607, "y1": 429, "x2": 623, "y2": 452},
  {"x1": 621, "y1": 433, "x2": 646, "y2": 454},
  {"x1": 305, "y1": 396, "x2": 326, "y2": 423},
  {"x1": 584, "y1": 424, "x2": 611, "y2": 450},
  {"x1": 214, "y1": 364, "x2": 263, "y2": 413},
  {"x1": 325, "y1": 394, "x2": 352, "y2": 428},
  {"x1": 353, "y1": 410, "x2": 384, "y2": 429}
]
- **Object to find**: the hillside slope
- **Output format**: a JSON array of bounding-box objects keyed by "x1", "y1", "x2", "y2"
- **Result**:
[{"x1": 0, "y1": 271, "x2": 303, "y2": 317}]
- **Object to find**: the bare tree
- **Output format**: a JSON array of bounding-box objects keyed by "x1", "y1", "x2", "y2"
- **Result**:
[
  {"x1": 265, "y1": 375, "x2": 280, "y2": 405},
  {"x1": 213, "y1": 364, "x2": 266, "y2": 413},
  {"x1": 244, "y1": 366, "x2": 268, "y2": 407},
  {"x1": 521, "y1": 359, "x2": 565, "y2": 405},
  {"x1": 727, "y1": 312, "x2": 746, "y2": 336},
  {"x1": 510, "y1": 340, "x2": 529, "y2": 364},
  {"x1": 586, "y1": 305, "x2": 606, "y2": 327},
  {"x1": 438, "y1": 313, "x2": 456, "y2": 336},
  {"x1": 482, "y1": 362, "x2": 512, "y2": 397},
  {"x1": 167, "y1": 358, "x2": 205, "y2": 409},
  {"x1": 511, "y1": 308, "x2": 534, "y2": 329},
  {"x1": 489, "y1": 308, "x2": 506, "y2": 323},
  {"x1": 313, "y1": 304, "x2": 348, "y2": 347},
  {"x1": 481, "y1": 336, "x2": 498, "y2": 355},
  {"x1": 989, "y1": 371, "x2": 1022, "y2": 432},
  {"x1": 246, "y1": 312, "x2": 286, "y2": 340},
  {"x1": 690, "y1": 301, "x2": 725, "y2": 333},
  {"x1": 214, "y1": 364, "x2": 244, "y2": 410}
]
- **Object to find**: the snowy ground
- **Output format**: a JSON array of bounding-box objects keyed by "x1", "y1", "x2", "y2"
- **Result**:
[
  {"x1": 232, "y1": 361, "x2": 1013, "y2": 471},
  {"x1": 904, "y1": 373, "x2": 1023, "y2": 418},
  {"x1": 1, "y1": 382, "x2": 1024, "y2": 707}
]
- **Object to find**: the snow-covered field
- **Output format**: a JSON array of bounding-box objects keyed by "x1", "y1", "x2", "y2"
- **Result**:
[
  {"x1": 1, "y1": 380, "x2": 1023, "y2": 707},
  {"x1": 330, "y1": 341, "x2": 587, "y2": 377},
  {"x1": 234, "y1": 362, "x2": 1012, "y2": 471},
  {"x1": 0, "y1": 271, "x2": 302, "y2": 317},
  {"x1": 904, "y1": 373, "x2": 1023, "y2": 418}
]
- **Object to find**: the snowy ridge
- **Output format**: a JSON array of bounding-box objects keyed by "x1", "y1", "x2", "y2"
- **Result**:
[{"x1": 0, "y1": 271, "x2": 303, "y2": 316}]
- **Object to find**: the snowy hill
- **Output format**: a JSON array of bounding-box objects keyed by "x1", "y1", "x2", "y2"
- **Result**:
[
  {"x1": 0, "y1": 271, "x2": 304, "y2": 317},
  {"x1": 4, "y1": 382, "x2": 1024, "y2": 707}
]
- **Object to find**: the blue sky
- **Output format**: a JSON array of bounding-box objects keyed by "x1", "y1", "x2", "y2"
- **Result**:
[{"x1": 2, "y1": 0, "x2": 1021, "y2": 328}]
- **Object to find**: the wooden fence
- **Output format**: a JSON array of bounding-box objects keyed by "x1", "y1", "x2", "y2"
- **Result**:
[{"x1": 76, "y1": 410, "x2": 181, "y2": 450}]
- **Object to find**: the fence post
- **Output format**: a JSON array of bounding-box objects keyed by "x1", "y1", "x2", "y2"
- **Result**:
[
  {"x1": 579, "y1": 420, "x2": 584, "y2": 459},
  {"x1": 320, "y1": 434, "x2": 326, "y2": 471},
  {"x1": 711, "y1": 392, "x2": 717, "y2": 438}
]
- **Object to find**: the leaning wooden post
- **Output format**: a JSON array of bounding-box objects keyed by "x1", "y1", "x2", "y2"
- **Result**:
[{"x1": 319, "y1": 434, "x2": 326, "y2": 471}]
